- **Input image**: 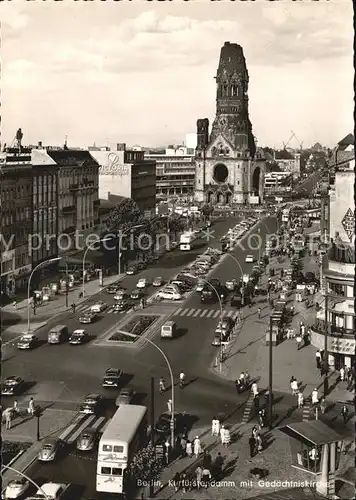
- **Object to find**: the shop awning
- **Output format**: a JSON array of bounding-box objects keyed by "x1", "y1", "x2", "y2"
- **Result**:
[{"x1": 279, "y1": 421, "x2": 344, "y2": 446}]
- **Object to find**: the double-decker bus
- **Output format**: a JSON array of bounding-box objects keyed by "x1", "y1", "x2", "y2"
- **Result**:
[
  {"x1": 96, "y1": 405, "x2": 147, "y2": 495},
  {"x1": 179, "y1": 230, "x2": 202, "y2": 251}
]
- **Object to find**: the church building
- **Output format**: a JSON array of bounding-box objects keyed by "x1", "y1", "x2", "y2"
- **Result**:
[{"x1": 194, "y1": 42, "x2": 265, "y2": 205}]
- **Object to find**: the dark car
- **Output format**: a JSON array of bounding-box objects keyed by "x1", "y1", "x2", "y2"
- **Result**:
[
  {"x1": 1, "y1": 376, "x2": 25, "y2": 395},
  {"x1": 215, "y1": 316, "x2": 235, "y2": 335},
  {"x1": 107, "y1": 285, "x2": 120, "y2": 294},
  {"x1": 130, "y1": 289, "x2": 143, "y2": 300},
  {"x1": 79, "y1": 393, "x2": 103, "y2": 414},
  {"x1": 79, "y1": 311, "x2": 97, "y2": 324},
  {"x1": 17, "y1": 333, "x2": 39, "y2": 350},
  {"x1": 102, "y1": 368, "x2": 123, "y2": 388},
  {"x1": 113, "y1": 299, "x2": 131, "y2": 312},
  {"x1": 69, "y1": 329, "x2": 89, "y2": 345}
]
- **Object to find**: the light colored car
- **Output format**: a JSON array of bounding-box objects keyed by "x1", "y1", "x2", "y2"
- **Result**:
[
  {"x1": 245, "y1": 255, "x2": 254, "y2": 263},
  {"x1": 153, "y1": 276, "x2": 164, "y2": 287},
  {"x1": 157, "y1": 289, "x2": 182, "y2": 301},
  {"x1": 79, "y1": 311, "x2": 97, "y2": 324},
  {"x1": 90, "y1": 301, "x2": 107, "y2": 313},
  {"x1": 38, "y1": 438, "x2": 62, "y2": 462},
  {"x1": 126, "y1": 266, "x2": 137, "y2": 275},
  {"x1": 16, "y1": 333, "x2": 39, "y2": 350},
  {"x1": 196, "y1": 280, "x2": 205, "y2": 293},
  {"x1": 136, "y1": 278, "x2": 148, "y2": 289},
  {"x1": 115, "y1": 387, "x2": 135, "y2": 406},
  {"x1": 76, "y1": 427, "x2": 97, "y2": 451},
  {"x1": 114, "y1": 290, "x2": 128, "y2": 301},
  {"x1": 225, "y1": 278, "x2": 237, "y2": 291},
  {"x1": 29, "y1": 482, "x2": 69, "y2": 499},
  {"x1": 4, "y1": 479, "x2": 30, "y2": 499},
  {"x1": 69, "y1": 329, "x2": 88, "y2": 345},
  {"x1": 79, "y1": 393, "x2": 103, "y2": 414}
]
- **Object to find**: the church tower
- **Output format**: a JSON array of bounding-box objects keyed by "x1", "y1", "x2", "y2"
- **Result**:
[{"x1": 194, "y1": 42, "x2": 265, "y2": 206}]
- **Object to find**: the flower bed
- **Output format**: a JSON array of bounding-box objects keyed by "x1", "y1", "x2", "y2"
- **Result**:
[
  {"x1": 3, "y1": 441, "x2": 32, "y2": 466},
  {"x1": 109, "y1": 315, "x2": 159, "y2": 342}
]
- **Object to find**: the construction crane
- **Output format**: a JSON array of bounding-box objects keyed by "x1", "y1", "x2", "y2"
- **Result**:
[{"x1": 283, "y1": 131, "x2": 303, "y2": 151}]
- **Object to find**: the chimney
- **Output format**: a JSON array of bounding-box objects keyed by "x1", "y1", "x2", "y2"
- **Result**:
[
  {"x1": 38, "y1": 141, "x2": 42, "y2": 148},
  {"x1": 117, "y1": 143, "x2": 126, "y2": 151}
]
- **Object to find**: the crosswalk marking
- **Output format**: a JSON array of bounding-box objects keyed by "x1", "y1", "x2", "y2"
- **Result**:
[
  {"x1": 91, "y1": 416, "x2": 106, "y2": 430},
  {"x1": 241, "y1": 394, "x2": 255, "y2": 423},
  {"x1": 68, "y1": 414, "x2": 96, "y2": 444},
  {"x1": 200, "y1": 309, "x2": 208, "y2": 317},
  {"x1": 193, "y1": 309, "x2": 200, "y2": 317},
  {"x1": 213, "y1": 310, "x2": 220, "y2": 319},
  {"x1": 206, "y1": 310, "x2": 215, "y2": 318},
  {"x1": 174, "y1": 308, "x2": 183, "y2": 316},
  {"x1": 180, "y1": 308, "x2": 190, "y2": 316},
  {"x1": 186, "y1": 309, "x2": 195, "y2": 317}
]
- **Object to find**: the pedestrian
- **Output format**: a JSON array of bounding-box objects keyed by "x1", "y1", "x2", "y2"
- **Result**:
[
  {"x1": 4, "y1": 409, "x2": 12, "y2": 430},
  {"x1": 211, "y1": 417, "x2": 220, "y2": 437},
  {"x1": 167, "y1": 399, "x2": 172, "y2": 413},
  {"x1": 202, "y1": 450, "x2": 212, "y2": 469},
  {"x1": 319, "y1": 397, "x2": 326, "y2": 415},
  {"x1": 193, "y1": 436, "x2": 201, "y2": 457},
  {"x1": 28, "y1": 397, "x2": 35, "y2": 416},
  {"x1": 340, "y1": 366, "x2": 345, "y2": 382},
  {"x1": 297, "y1": 391, "x2": 304, "y2": 408},
  {"x1": 291, "y1": 378, "x2": 298, "y2": 396},
  {"x1": 195, "y1": 466, "x2": 203, "y2": 489},
  {"x1": 141, "y1": 297, "x2": 145, "y2": 309},
  {"x1": 186, "y1": 440, "x2": 192, "y2": 457},
  {"x1": 220, "y1": 425, "x2": 231, "y2": 447},
  {"x1": 341, "y1": 405, "x2": 349, "y2": 424},
  {"x1": 311, "y1": 388, "x2": 319, "y2": 406},
  {"x1": 315, "y1": 350, "x2": 322, "y2": 369},
  {"x1": 164, "y1": 439, "x2": 171, "y2": 465},
  {"x1": 296, "y1": 333, "x2": 302, "y2": 350},
  {"x1": 13, "y1": 301, "x2": 17, "y2": 310},
  {"x1": 180, "y1": 435, "x2": 187, "y2": 457},
  {"x1": 12, "y1": 400, "x2": 18, "y2": 414},
  {"x1": 251, "y1": 382, "x2": 258, "y2": 398},
  {"x1": 172, "y1": 472, "x2": 180, "y2": 492},
  {"x1": 202, "y1": 468, "x2": 211, "y2": 489},
  {"x1": 245, "y1": 371, "x2": 250, "y2": 386},
  {"x1": 254, "y1": 394, "x2": 260, "y2": 412},
  {"x1": 249, "y1": 435, "x2": 256, "y2": 458},
  {"x1": 256, "y1": 434, "x2": 263, "y2": 453},
  {"x1": 257, "y1": 307, "x2": 261, "y2": 319},
  {"x1": 213, "y1": 452, "x2": 224, "y2": 479}
]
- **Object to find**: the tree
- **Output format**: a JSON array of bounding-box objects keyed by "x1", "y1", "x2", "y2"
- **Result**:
[{"x1": 105, "y1": 198, "x2": 142, "y2": 233}]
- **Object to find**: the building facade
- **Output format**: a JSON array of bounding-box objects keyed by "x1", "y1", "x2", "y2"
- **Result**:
[
  {"x1": 0, "y1": 146, "x2": 33, "y2": 294},
  {"x1": 145, "y1": 148, "x2": 195, "y2": 200},
  {"x1": 311, "y1": 143, "x2": 355, "y2": 371},
  {"x1": 93, "y1": 144, "x2": 156, "y2": 217},
  {"x1": 31, "y1": 149, "x2": 59, "y2": 267},
  {"x1": 194, "y1": 42, "x2": 265, "y2": 206},
  {"x1": 275, "y1": 154, "x2": 301, "y2": 178},
  {"x1": 46, "y1": 149, "x2": 100, "y2": 252}
]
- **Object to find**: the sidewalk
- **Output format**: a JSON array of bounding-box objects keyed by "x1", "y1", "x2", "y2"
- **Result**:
[{"x1": 1, "y1": 273, "x2": 125, "y2": 335}]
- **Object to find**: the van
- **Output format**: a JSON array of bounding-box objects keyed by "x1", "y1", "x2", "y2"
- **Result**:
[
  {"x1": 48, "y1": 325, "x2": 68, "y2": 344},
  {"x1": 160, "y1": 321, "x2": 177, "y2": 339}
]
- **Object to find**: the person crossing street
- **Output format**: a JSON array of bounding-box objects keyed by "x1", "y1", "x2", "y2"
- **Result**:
[
  {"x1": 179, "y1": 371, "x2": 185, "y2": 388},
  {"x1": 159, "y1": 377, "x2": 165, "y2": 393}
]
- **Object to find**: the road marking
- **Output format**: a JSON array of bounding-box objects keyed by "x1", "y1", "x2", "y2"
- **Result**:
[
  {"x1": 226, "y1": 310, "x2": 233, "y2": 318},
  {"x1": 212, "y1": 310, "x2": 220, "y2": 318},
  {"x1": 206, "y1": 310, "x2": 215, "y2": 318},
  {"x1": 91, "y1": 416, "x2": 106, "y2": 430},
  {"x1": 241, "y1": 394, "x2": 255, "y2": 423},
  {"x1": 200, "y1": 309, "x2": 208, "y2": 317},
  {"x1": 58, "y1": 414, "x2": 85, "y2": 441},
  {"x1": 173, "y1": 308, "x2": 183, "y2": 316},
  {"x1": 186, "y1": 309, "x2": 195, "y2": 317},
  {"x1": 193, "y1": 309, "x2": 200, "y2": 317},
  {"x1": 302, "y1": 400, "x2": 311, "y2": 422},
  {"x1": 180, "y1": 309, "x2": 190, "y2": 316},
  {"x1": 68, "y1": 414, "x2": 96, "y2": 443}
]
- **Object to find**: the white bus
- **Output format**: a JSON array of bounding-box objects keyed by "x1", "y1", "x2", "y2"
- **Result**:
[
  {"x1": 96, "y1": 404, "x2": 147, "y2": 495},
  {"x1": 179, "y1": 231, "x2": 202, "y2": 251}
]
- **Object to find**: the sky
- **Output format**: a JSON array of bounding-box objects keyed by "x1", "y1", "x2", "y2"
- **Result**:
[{"x1": 2, "y1": 0, "x2": 354, "y2": 149}]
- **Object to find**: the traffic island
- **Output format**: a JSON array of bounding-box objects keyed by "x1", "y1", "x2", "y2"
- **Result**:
[
  {"x1": 3, "y1": 441, "x2": 32, "y2": 467},
  {"x1": 108, "y1": 315, "x2": 160, "y2": 342}
]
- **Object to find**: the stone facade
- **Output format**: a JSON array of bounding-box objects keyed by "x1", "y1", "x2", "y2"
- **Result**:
[{"x1": 194, "y1": 42, "x2": 265, "y2": 205}]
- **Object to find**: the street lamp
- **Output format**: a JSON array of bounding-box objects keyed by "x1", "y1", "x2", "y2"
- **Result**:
[
  {"x1": 27, "y1": 257, "x2": 61, "y2": 333},
  {"x1": 116, "y1": 330, "x2": 175, "y2": 448},
  {"x1": 199, "y1": 278, "x2": 224, "y2": 368},
  {"x1": 82, "y1": 237, "x2": 112, "y2": 297},
  {"x1": 117, "y1": 225, "x2": 145, "y2": 276},
  {"x1": 2, "y1": 465, "x2": 50, "y2": 499}
]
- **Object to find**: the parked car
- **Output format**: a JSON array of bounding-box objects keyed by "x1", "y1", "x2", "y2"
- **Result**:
[
  {"x1": 126, "y1": 265, "x2": 137, "y2": 275},
  {"x1": 136, "y1": 278, "x2": 148, "y2": 289},
  {"x1": 102, "y1": 368, "x2": 122, "y2": 387},
  {"x1": 115, "y1": 387, "x2": 135, "y2": 406},
  {"x1": 76, "y1": 427, "x2": 97, "y2": 452},
  {"x1": 38, "y1": 438, "x2": 62, "y2": 462},
  {"x1": 90, "y1": 301, "x2": 107, "y2": 313},
  {"x1": 130, "y1": 289, "x2": 143, "y2": 300},
  {"x1": 1, "y1": 376, "x2": 25, "y2": 395},
  {"x1": 153, "y1": 276, "x2": 164, "y2": 287},
  {"x1": 16, "y1": 333, "x2": 39, "y2": 350},
  {"x1": 79, "y1": 311, "x2": 97, "y2": 324},
  {"x1": 4, "y1": 479, "x2": 30, "y2": 499},
  {"x1": 69, "y1": 329, "x2": 89, "y2": 345},
  {"x1": 79, "y1": 393, "x2": 103, "y2": 414},
  {"x1": 245, "y1": 255, "x2": 254, "y2": 263}
]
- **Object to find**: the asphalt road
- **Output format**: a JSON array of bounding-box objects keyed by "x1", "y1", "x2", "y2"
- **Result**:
[{"x1": 1, "y1": 215, "x2": 281, "y2": 499}]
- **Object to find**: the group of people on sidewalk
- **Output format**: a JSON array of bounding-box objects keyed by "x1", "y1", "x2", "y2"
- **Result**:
[
  {"x1": 2, "y1": 398, "x2": 36, "y2": 430},
  {"x1": 172, "y1": 450, "x2": 225, "y2": 492}
]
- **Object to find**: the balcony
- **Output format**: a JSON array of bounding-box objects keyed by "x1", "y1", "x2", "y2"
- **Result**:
[
  {"x1": 61, "y1": 205, "x2": 76, "y2": 214},
  {"x1": 311, "y1": 319, "x2": 355, "y2": 338},
  {"x1": 69, "y1": 183, "x2": 79, "y2": 191}
]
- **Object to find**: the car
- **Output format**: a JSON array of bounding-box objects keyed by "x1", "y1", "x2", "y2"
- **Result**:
[
  {"x1": 113, "y1": 299, "x2": 131, "y2": 312},
  {"x1": 245, "y1": 255, "x2": 254, "y2": 263},
  {"x1": 106, "y1": 285, "x2": 120, "y2": 294},
  {"x1": 16, "y1": 333, "x2": 39, "y2": 350},
  {"x1": 38, "y1": 438, "x2": 62, "y2": 462},
  {"x1": 195, "y1": 279, "x2": 205, "y2": 293},
  {"x1": 157, "y1": 289, "x2": 182, "y2": 301},
  {"x1": 79, "y1": 311, "x2": 97, "y2": 324},
  {"x1": 115, "y1": 387, "x2": 135, "y2": 406},
  {"x1": 76, "y1": 427, "x2": 97, "y2": 452},
  {"x1": 1, "y1": 376, "x2": 25, "y2": 396},
  {"x1": 215, "y1": 316, "x2": 235, "y2": 334},
  {"x1": 90, "y1": 301, "x2": 107, "y2": 313},
  {"x1": 130, "y1": 289, "x2": 143, "y2": 300},
  {"x1": 126, "y1": 265, "x2": 137, "y2": 275},
  {"x1": 29, "y1": 482, "x2": 69, "y2": 499},
  {"x1": 102, "y1": 368, "x2": 123, "y2": 387},
  {"x1": 4, "y1": 479, "x2": 30, "y2": 499},
  {"x1": 79, "y1": 393, "x2": 103, "y2": 414},
  {"x1": 69, "y1": 329, "x2": 89, "y2": 345},
  {"x1": 225, "y1": 278, "x2": 237, "y2": 291},
  {"x1": 136, "y1": 278, "x2": 148, "y2": 289},
  {"x1": 114, "y1": 290, "x2": 129, "y2": 301},
  {"x1": 152, "y1": 276, "x2": 164, "y2": 287},
  {"x1": 212, "y1": 331, "x2": 230, "y2": 346}
]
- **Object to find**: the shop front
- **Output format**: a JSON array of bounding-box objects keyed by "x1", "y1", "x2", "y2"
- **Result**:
[{"x1": 14, "y1": 264, "x2": 32, "y2": 292}]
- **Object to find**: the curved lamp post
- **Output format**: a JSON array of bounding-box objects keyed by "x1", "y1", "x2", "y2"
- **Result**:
[
  {"x1": 27, "y1": 257, "x2": 61, "y2": 333},
  {"x1": 117, "y1": 224, "x2": 145, "y2": 277},
  {"x1": 82, "y1": 237, "x2": 112, "y2": 297},
  {"x1": 2, "y1": 464, "x2": 50, "y2": 499},
  {"x1": 116, "y1": 330, "x2": 175, "y2": 448}
]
